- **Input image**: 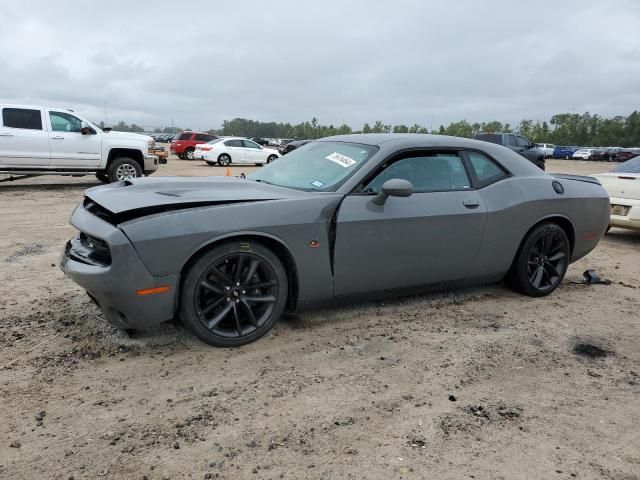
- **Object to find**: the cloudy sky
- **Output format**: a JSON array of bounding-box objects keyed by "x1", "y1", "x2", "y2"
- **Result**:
[{"x1": 1, "y1": 0, "x2": 639, "y2": 131}]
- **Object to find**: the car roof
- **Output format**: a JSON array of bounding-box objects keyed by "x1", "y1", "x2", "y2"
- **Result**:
[{"x1": 319, "y1": 133, "x2": 504, "y2": 149}]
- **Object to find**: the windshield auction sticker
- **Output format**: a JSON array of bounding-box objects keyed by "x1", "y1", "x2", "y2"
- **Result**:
[{"x1": 326, "y1": 152, "x2": 357, "y2": 168}]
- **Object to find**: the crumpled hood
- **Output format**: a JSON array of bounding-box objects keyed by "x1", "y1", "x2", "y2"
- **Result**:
[{"x1": 85, "y1": 176, "x2": 305, "y2": 214}]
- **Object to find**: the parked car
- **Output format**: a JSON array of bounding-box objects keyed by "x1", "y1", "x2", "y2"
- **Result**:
[
  {"x1": 60, "y1": 134, "x2": 608, "y2": 347},
  {"x1": 474, "y1": 132, "x2": 545, "y2": 169},
  {"x1": 552, "y1": 146, "x2": 580, "y2": 159},
  {"x1": 572, "y1": 148, "x2": 594, "y2": 160},
  {"x1": 201, "y1": 137, "x2": 280, "y2": 166},
  {"x1": 588, "y1": 148, "x2": 609, "y2": 161},
  {"x1": 279, "y1": 139, "x2": 311, "y2": 155},
  {"x1": 613, "y1": 148, "x2": 640, "y2": 163},
  {"x1": 250, "y1": 137, "x2": 270, "y2": 146},
  {"x1": 0, "y1": 104, "x2": 163, "y2": 183},
  {"x1": 536, "y1": 143, "x2": 556, "y2": 158},
  {"x1": 592, "y1": 157, "x2": 640, "y2": 231},
  {"x1": 170, "y1": 132, "x2": 218, "y2": 160}
]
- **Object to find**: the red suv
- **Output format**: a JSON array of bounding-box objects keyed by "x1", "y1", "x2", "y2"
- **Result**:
[{"x1": 170, "y1": 132, "x2": 217, "y2": 160}]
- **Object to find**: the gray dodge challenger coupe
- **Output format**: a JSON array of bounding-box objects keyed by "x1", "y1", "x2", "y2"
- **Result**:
[{"x1": 61, "y1": 134, "x2": 610, "y2": 347}]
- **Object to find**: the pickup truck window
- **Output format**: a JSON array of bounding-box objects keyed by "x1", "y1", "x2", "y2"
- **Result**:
[
  {"x1": 2, "y1": 108, "x2": 42, "y2": 130},
  {"x1": 50, "y1": 111, "x2": 82, "y2": 133}
]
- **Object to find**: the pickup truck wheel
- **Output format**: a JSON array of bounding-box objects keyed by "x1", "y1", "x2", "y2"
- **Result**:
[
  {"x1": 184, "y1": 148, "x2": 195, "y2": 160},
  {"x1": 107, "y1": 157, "x2": 142, "y2": 182},
  {"x1": 95, "y1": 173, "x2": 109, "y2": 183}
]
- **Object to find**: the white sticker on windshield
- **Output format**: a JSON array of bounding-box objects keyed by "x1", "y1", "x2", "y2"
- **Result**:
[
  {"x1": 311, "y1": 180, "x2": 324, "y2": 188},
  {"x1": 326, "y1": 152, "x2": 357, "y2": 168}
]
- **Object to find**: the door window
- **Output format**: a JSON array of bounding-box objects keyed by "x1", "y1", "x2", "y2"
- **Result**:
[
  {"x1": 363, "y1": 153, "x2": 471, "y2": 193},
  {"x1": 2, "y1": 108, "x2": 42, "y2": 130},
  {"x1": 242, "y1": 140, "x2": 261, "y2": 149},
  {"x1": 225, "y1": 139, "x2": 243, "y2": 147},
  {"x1": 49, "y1": 111, "x2": 83, "y2": 133},
  {"x1": 195, "y1": 133, "x2": 215, "y2": 142},
  {"x1": 515, "y1": 136, "x2": 530, "y2": 148}
]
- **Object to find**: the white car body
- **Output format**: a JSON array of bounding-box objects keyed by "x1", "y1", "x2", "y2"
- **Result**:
[
  {"x1": 201, "y1": 137, "x2": 280, "y2": 165},
  {"x1": 0, "y1": 104, "x2": 160, "y2": 179},
  {"x1": 572, "y1": 148, "x2": 594, "y2": 160},
  {"x1": 592, "y1": 160, "x2": 640, "y2": 231},
  {"x1": 536, "y1": 143, "x2": 556, "y2": 158}
]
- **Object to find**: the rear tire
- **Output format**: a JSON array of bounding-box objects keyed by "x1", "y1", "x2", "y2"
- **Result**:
[
  {"x1": 180, "y1": 241, "x2": 288, "y2": 347},
  {"x1": 184, "y1": 148, "x2": 195, "y2": 160},
  {"x1": 95, "y1": 172, "x2": 109, "y2": 183},
  {"x1": 267, "y1": 154, "x2": 278, "y2": 163},
  {"x1": 107, "y1": 157, "x2": 142, "y2": 183},
  {"x1": 206, "y1": 161, "x2": 216, "y2": 166},
  {"x1": 508, "y1": 223, "x2": 570, "y2": 297}
]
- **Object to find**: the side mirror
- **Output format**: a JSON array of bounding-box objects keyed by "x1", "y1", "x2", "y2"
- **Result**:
[
  {"x1": 371, "y1": 178, "x2": 414, "y2": 205},
  {"x1": 80, "y1": 122, "x2": 95, "y2": 135}
]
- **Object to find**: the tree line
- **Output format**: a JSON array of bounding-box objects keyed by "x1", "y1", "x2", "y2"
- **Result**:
[{"x1": 104, "y1": 111, "x2": 640, "y2": 147}]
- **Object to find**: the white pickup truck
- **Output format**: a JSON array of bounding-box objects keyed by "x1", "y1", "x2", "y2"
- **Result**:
[{"x1": 0, "y1": 104, "x2": 165, "y2": 183}]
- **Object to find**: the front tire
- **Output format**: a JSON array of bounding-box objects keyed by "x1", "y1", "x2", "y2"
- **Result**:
[
  {"x1": 218, "y1": 154, "x2": 231, "y2": 166},
  {"x1": 180, "y1": 241, "x2": 288, "y2": 347},
  {"x1": 107, "y1": 157, "x2": 142, "y2": 182},
  {"x1": 508, "y1": 223, "x2": 570, "y2": 297}
]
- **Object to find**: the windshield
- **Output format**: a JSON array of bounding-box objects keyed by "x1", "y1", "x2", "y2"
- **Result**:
[
  {"x1": 612, "y1": 157, "x2": 640, "y2": 173},
  {"x1": 248, "y1": 141, "x2": 378, "y2": 191}
]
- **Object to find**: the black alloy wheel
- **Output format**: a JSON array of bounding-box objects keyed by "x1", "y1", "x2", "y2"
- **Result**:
[
  {"x1": 509, "y1": 223, "x2": 570, "y2": 297},
  {"x1": 180, "y1": 242, "x2": 288, "y2": 347}
]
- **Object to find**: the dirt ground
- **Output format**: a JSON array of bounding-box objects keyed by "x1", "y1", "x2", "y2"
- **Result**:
[{"x1": 1, "y1": 156, "x2": 639, "y2": 480}]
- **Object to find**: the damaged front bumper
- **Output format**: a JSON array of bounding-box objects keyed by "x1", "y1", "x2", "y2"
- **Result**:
[{"x1": 59, "y1": 203, "x2": 178, "y2": 329}]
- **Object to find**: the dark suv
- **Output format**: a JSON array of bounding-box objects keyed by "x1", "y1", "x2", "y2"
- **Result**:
[
  {"x1": 170, "y1": 132, "x2": 218, "y2": 160},
  {"x1": 474, "y1": 132, "x2": 545, "y2": 170}
]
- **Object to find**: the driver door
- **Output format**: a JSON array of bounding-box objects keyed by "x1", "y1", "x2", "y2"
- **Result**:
[
  {"x1": 242, "y1": 139, "x2": 264, "y2": 163},
  {"x1": 333, "y1": 152, "x2": 487, "y2": 296},
  {"x1": 47, "y1": 110, "x2": 101, "y2": 167}
]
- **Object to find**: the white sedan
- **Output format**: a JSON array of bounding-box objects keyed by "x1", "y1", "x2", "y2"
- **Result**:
[
  {"x1": 572, "y1": 148, "x2": 594, "y2": 160},
  {"x1": 200, "y1": 137, "x2": 280, "y2": 166},
  {"x1": 592, "y1": 157, "x2": 640, "y2": 231}
]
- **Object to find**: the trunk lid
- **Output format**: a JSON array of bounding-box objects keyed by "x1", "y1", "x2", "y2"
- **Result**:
[{"x1": 592, "y1": 173, "x2": 640, "y2": 200}]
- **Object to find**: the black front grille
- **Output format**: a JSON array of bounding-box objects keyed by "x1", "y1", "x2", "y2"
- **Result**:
[{"x1": 66, "y1": 233, "x2": 112, "y2": 266}]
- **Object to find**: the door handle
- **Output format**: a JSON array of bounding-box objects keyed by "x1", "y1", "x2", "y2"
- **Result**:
[
  {"x1": 0, "y1": 133, "x2": 13, "y2": 137},
  {"x1": 51, "y1": 136, "x2": 64, "y2": 140},
  {"x1": 463, "y1": 199, "x2": 480, "y2": 208}
]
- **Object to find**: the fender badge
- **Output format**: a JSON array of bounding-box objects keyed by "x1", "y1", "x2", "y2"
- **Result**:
[{"x1": 309, "y1": 240, "x2": 320, "y2": 248}]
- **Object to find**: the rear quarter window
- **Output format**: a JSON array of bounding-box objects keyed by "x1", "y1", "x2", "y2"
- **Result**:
[
  {"x1": 475, "y1": 134, "x2": 502, "y2": 144},
  {"x1": 466, "y1": 151, "x2": 508, "y2": 187},
  {"x1": 2, "y1": 108, "x2": 43, "y2": 130}
]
